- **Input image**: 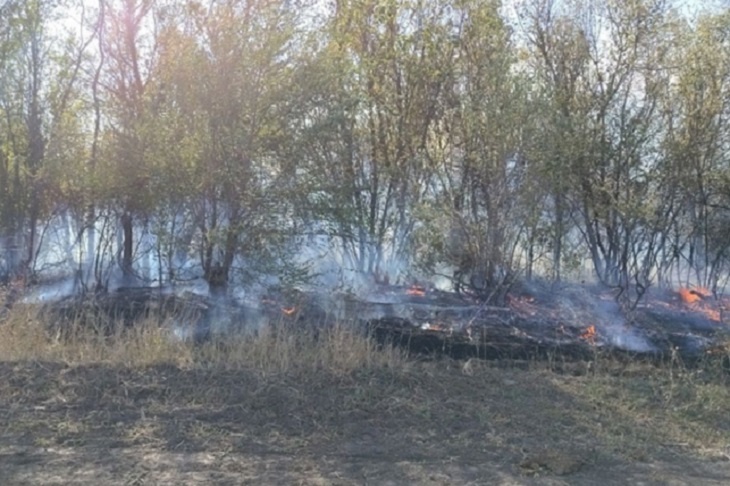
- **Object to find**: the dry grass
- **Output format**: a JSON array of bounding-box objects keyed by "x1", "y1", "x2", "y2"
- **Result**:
[
  {"x1": 0, "y1": 303, "x2": 408, "y2": 375},
  {"x1": 0, "y1": 304, "x2": 194, "y2": 367},
  {"x1": 2, "y1": 300, "x2": 730, "y2": 484},
  {"x1": 558, "y1": 359, "x2": 730, "y2": 459}
]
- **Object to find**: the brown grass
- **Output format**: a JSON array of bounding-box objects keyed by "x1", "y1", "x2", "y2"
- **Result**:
[
  {"x1": 2, "y1": 302, "x2": 730, "y2": 484},
  {"x1": 0, "y1": 303, "x2": 408, "y2": 375}
]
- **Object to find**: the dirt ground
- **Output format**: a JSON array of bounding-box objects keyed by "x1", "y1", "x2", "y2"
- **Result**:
[{"x1": 1, "y1": 359, "x2": 730, "y2": 485}]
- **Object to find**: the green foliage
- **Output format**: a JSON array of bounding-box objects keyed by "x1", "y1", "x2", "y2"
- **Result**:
[{"x1": 1, "y1": 0, "x2": 730, "y2": 296}]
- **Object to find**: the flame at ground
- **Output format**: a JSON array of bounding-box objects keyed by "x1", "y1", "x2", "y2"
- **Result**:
[
  {"x1": 678, "y1": 287, "x2": 711, "y2": 304},
  {"x1": 281, "y1": 306, "x2": 297, "y2": 316},
  {"x1": 420, "y1": 322, "x2": 449, "y2": 332},
  {"x1": 509, "y1": 294, "x2": 535, "y2": 304},
  {"x1": 580, "y1": 325, "x2": 597, "y2": 344},
  {"x1": 406, "y1": 285, "x2": 426, "y2": 297},
  {"x1": 677, "y1": 287, "x2": 724, "y2": 322}
]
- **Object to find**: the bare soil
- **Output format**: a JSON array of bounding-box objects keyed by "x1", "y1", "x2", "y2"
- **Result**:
[{"x1": 1, "y1": 359, "x2": 730, "y2": 485}]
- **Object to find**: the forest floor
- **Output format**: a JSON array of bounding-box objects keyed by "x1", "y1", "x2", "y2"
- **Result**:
[{"x1": 2, "y1": 355, "x2": 730, "y2": 485}]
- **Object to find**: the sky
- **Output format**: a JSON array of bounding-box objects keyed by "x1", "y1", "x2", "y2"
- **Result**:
[{"x1": 682, "y1": 0, "x2": 726, "y2": 16}]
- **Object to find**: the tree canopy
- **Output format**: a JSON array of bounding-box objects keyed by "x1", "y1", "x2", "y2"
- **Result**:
[{"x1": 1, "y1": 0, "x2": 729, "y2": 304}]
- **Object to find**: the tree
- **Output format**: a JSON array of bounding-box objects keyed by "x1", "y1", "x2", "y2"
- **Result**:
[
  {"x1": 524, "y1": 0, "x2": 675, "y2": 306},
  {"x1": 0, "y1": 0, "x2": 95, "y2": 280},
  {"x1": 295, "y1": 0, "x2": 455, "y2": 283},
  {"x1": 97, "y1": 0, "x2": 158, "y2": 283},
  {"x1": 660, "y1": 11, "x2": 730, "y2": 290},
  {"x1": 419, "y1": 0, "x2": 534, "y2": 301},
  {"x1": 151, "y1": 0, "x2": 305, "y2": 291}
]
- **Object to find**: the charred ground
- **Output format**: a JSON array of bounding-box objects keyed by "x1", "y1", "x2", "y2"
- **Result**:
[{"x1": 26, "y1": 279, "x2": 730, "y2": 365}]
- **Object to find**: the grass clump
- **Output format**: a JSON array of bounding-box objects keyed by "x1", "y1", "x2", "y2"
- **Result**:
[{"x1": 0, "y1": 303, "x2": 408, "y2": 375}]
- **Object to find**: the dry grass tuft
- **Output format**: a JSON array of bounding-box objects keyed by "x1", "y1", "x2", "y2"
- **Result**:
[
  {"x1": 0, "y1": 303, "x2": 195, "y2": 367},
  {"x1": 195, "y1": 323, "x2": 408, "y2": 375},
  {"x1": 0, "y1": 303, "x2": 408, "y2": 375},
  {"x1": 0, "y1": 304, "x2": 51, "y2": 361}
]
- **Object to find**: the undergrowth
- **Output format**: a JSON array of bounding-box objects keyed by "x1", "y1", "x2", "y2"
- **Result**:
[{"x1": 0, "y1": 303, "x2": 408, "y2": 375}]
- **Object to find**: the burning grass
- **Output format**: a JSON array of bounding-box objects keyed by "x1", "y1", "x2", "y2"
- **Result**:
[
  {"x1": 405, "y1": 284, "x2": 427, "y2": 297},
  {"x1": 580, "y1": 324, "x2": 597, "y2": 343},
  {"x1": 674, "y1": 286, "x2": 728, "y2": 323},
  {"x1": 678, "y1": 286, "x2": 713, "y2": 304}
]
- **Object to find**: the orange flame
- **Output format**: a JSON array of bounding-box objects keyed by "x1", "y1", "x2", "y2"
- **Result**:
[
  {"x1": 507, "y1": 292, "x2": 536, "y2": 304},
  {"x1": 580, "y1": 325, "x2": 597, "y2": 343},
  {"x1": 705, "y1": 309, "x2": 722, "y2": 322},
  {"x1": 406, "y1": 285, "x2": 426, "y2": 297},
  {"x1": 678, "y1": 287, "x2": 711, "y2": 304},
  {"x1": 281, "y1": 306, "x2": 297, "y2": 316},
  {"x1": 420, "y1": 322, "x2": 448, "y2": 332},
  {"x1": 676, "y1": 287, "x2": 724, "y2": 322}
]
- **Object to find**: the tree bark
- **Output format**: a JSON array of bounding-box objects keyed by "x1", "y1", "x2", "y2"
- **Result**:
[{"x1": 121, "y1": 212, "x2": 134, "y2": 278}]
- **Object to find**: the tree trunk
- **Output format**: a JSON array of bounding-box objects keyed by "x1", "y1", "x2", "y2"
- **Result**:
[
  {"x1": 121, "y1": 212, "x2": 134, "y2": 279},
  {"x1": 552, "y1": 193, "x2": 564, "y2": 282}
]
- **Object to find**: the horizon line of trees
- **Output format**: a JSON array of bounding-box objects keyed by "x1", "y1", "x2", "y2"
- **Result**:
[{"x1": 1, "y1": 0, "x2": 730, "y2": 306}]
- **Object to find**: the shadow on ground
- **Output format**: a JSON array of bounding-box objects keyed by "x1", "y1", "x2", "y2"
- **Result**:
[{"x1": 1, "y1": 360, "x2": 729, "y2": 485}]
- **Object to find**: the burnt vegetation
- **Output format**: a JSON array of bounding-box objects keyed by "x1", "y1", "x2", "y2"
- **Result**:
[{"x1": 1, "y1": 0, "x2": 730, "y2": 362}]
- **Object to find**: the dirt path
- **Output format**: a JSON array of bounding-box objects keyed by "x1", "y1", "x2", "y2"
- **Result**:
[{"x1": 1, "y1": 361, "x2": 729, "y2": 485}]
